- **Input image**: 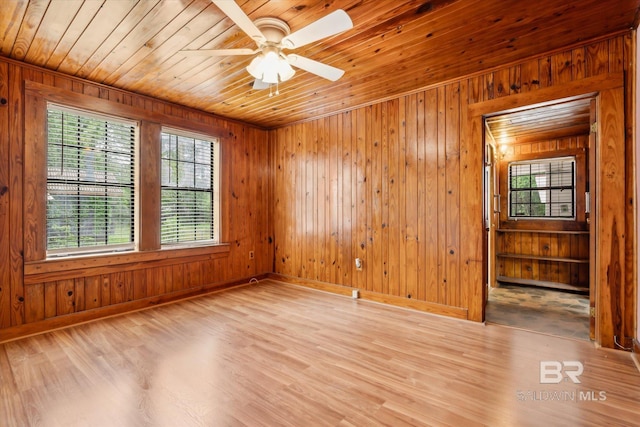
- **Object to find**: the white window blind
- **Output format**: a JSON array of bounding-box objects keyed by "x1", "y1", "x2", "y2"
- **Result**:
[
  {"x1": 161, "y1": 130, "x2": 219, "y2": 244},
  {"x1": 46, "y1": 106, "x2": 136, "y2": 255}
]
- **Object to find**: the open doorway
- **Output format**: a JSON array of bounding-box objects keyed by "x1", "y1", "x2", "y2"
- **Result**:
[{"x1": 483, "y1": 96, "x2": 595, "y2": 340}]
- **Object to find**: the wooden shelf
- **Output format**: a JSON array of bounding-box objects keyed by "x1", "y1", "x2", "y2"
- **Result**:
[
  {"x1": 495, "y1": 221, "x2": 590, "y2": 292},
  {"x1": 496, "y1": 229, "x2": 589, "y2": 235},
  {"x1": 497, "y1": 276, "x2": 589, "y2": 293},
  {"x1": 496, "y1": 253, "x2": 589, "y2": 263}
]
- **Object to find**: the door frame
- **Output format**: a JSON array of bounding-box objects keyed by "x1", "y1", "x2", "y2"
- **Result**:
[
  {"x1": 481, "y1": 96, "x2": 596, "y2": 338},
  {"x1": 467, "y1": 73, "x2": 629, "y2": 348}
]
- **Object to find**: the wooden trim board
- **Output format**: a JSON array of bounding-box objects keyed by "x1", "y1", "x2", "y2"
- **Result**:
[
  {"x1": 268, "y1": 273, "x2": 469, "y2": 320},
  {"x1": 0, "y1": 274, "x2": 269, "y2": 344}
]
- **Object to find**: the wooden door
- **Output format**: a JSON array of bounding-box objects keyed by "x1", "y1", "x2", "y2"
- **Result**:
[
  {"x1": 482, "y1": 147, "x2": 488, "y2": 318},
  {"x1": 485, "y1": 143, "x2": 498, "y2": 291},
  {"x1": 482, "y1": 139, "x2": 495, "y2": 317},
  {"x1": 588, "y1": 98, "x2": 597, "y2": 341}
]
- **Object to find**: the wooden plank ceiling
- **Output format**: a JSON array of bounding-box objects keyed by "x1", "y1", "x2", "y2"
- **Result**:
[
  {"x1": 485, "y1": 97, "x2": 592, "y2": 146},
  {"x1": 1, "y1": 0, "x2": 638, "y2": 128}
]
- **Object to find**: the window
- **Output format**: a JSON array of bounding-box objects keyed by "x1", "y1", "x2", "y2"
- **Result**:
[
  {"x1": 508, "y1": 157, "x2": 575, "y2": 219},
  {"x1": 161, "y1": 129, "x2": 220, "y2": 245},
  {"x1": 46, "y1": 106, "x2": 136, "y2": 255}
]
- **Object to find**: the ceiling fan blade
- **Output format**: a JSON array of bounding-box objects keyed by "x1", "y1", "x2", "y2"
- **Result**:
[
  {"x1": 212, "y1": 0, "x2": 266, "y2": 46},
  {"x1": 181, "y1": 48, "x2": 256, "y2": 56},
  {"x1": 281, "y1": 9, "x2": 352, "y2": 49},
  {"x1": 286, "y1": 54, "x2": 345, "y2": 81},
  {"x1": 252, "y1": 79, "x2": 269, "y2": 90}
]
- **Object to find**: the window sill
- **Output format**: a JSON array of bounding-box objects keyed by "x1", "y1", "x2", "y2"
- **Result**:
[
  {"x1": 160, "y1": 240, "x2": 221, "y2": 251},
  {"x1": 499, "y1": 219, "x2": 587, "y2": 232},
  {"x1": 24, "y1": 243, "x2": 231, "y2": 279}
]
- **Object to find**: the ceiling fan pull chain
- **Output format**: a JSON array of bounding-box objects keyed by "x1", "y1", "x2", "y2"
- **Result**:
[{"x1": 268, "y1": 82, "x2": 281, "y2": 97}]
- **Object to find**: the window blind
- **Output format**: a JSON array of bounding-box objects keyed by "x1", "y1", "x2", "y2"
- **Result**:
[
  {"x1": 161, "y1": 131, "x2": 219, "y2": 244},
  {"x1": 46, "y1": 106, "x2": 136, "y2": 255},
  {"x1": 508, "y1": 157, "x2": 575, "y2": 219}
]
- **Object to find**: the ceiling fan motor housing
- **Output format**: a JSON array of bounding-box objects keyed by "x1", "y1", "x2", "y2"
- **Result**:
[{"x1": 253, "y1": 17, "x2": 290, "y2": 45}]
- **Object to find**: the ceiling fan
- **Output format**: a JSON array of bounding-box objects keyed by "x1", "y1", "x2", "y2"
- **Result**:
[{"x1": 182, "y1": 0, "x2": 353, "y2": 94}]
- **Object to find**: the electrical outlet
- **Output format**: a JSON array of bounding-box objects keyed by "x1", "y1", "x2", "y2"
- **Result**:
[{"x1": 249, "y1": 250, "x2": 254, "y2": 259}]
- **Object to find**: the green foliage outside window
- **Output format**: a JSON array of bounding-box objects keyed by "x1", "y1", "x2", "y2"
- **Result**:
[{"x1": 510, "y1": 175, "x2": 546, "y2": 217}]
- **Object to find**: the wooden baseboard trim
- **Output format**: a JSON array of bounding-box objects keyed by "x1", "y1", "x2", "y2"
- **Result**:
[
  {"x1": 268, "y1": 273, "x2": 469, "y2": 320},
  {"x1": 0, "y1": 273, "x2": 269, "y2": 344},
  {"x1": 267, "y1": 274, "x2": 354, "y2": 297}
]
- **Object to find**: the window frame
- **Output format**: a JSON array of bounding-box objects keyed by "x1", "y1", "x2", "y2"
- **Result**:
[
  {"x1": 507, "y1": 156, "x2": 577, "y2": 221},
  {"x1": 45, "y1": 103, "x2": 139, "y2": 257},
  {"x1": 160, "y1": 127, "x2": 221, "y2": 247},
  {"x1": 23, "y1": 81, "x2": 229, "y2": 264}
]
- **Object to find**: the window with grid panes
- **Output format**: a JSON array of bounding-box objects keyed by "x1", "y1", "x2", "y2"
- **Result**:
[
  {"x1": 46, "y1": 105, "x2": 136, "y2": 255},
  {"x1": 508, "y1": 157, "x2": 576, "y2": 219},
  {"x1": 161, "y1": 129, "x2": 220, "y2": 245}
]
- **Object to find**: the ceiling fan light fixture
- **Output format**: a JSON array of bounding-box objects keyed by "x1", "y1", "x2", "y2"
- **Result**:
[
  {"x1": 262, "y1": 67, "x2": 279, "y2": 84},
  {"x1": 246, "y1": 50, "x2": 295, "y2": 84},
  {"x1": 260, "y1": 51, "x2": 280, "y2": 83},
  {"x1": 246, "y1": 55, "x2": 265, "y2": 79},
  {"x1": 278, "y1": 59, "x2": 295, "y2": 81},
  {"x1": 205, "y1": 3, "x2": 353, "y2": 92}
]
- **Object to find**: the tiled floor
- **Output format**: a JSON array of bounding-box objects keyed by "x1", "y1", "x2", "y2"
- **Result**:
[{"x1": 486, "y1": 283, "x2": 590, "y2": 340}]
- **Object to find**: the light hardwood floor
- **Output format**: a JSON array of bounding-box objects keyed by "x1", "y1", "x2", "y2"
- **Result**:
[{"x1": 1, "y1": 280, "x2": 639, "y2": 426}]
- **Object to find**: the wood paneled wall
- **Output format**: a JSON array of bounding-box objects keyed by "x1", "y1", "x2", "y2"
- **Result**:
[
  {"x1": 498, "y1": 135, "x2": 588, "y2": 166},
  {"x1": 0, "y1": 57, "x2": 272, "y2": 341},
  {"x1": 270, "y1": 33, "x2": 635, "y2": 346},
  {"x1": 272, "y1": 85, "x2": 470, "y2": 318}
]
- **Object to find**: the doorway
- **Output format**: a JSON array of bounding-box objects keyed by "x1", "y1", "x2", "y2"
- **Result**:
[{"x1": 483, "y1": 96, "x2": 595, "y2": 340}]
